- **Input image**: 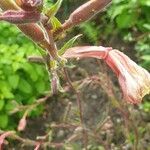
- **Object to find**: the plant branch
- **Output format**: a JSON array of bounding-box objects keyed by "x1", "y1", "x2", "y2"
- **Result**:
[{"x1": 63, "y1": 67, "x2": 88, "y2": 150}]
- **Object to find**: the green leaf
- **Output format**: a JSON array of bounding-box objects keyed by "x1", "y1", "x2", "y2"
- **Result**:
[
  {"x1": 0, "y1": 99, "x2": 5, "y2": 111},
  {"x1": 143, "y1": 24, "x2": 150, "y2": 31},
  {"x1": 58, "y1": 34, "x2": 82, "y2": 55},
  {"x1": 8, "y1": 75, "x2": 20, "y2": 89},
  {"x1": 141, "y1": 55, "x2": 150, "y2": 61},
  {"x1": 0, "y1": 81, "x2": 14, "y2": 99},
  {"x1": 116, "y1": 11, "x2": 137, "y2": 29},
  {"x1": 46, "y1": 0, "x2": 63, "y2": 17},
  {"x1": 35, "y1": 79, "x2": 46, "y2": 93},
  {"x1": 109, "y1": 4, "x2": 129, "y2": 20},
  {"x1": 18, "y1": 78, "x2": 32, "y2": 94},
  {"x1": 5, "y1": 100, "x2": 18, "y2": 113},
  {"x1": 50, "y1": 16, "x2": 62, "y2": 30},
  {"x1": 0, "y1": 114, "x2": 8, "y2": 129},
  {"x1": 140, "y1": 0, "x2": 150, "y2": 6}
]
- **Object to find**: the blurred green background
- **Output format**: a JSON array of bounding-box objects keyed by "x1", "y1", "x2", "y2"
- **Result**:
[{"x1": 0, "y1": 0, "x2": 149, "y2": 141}]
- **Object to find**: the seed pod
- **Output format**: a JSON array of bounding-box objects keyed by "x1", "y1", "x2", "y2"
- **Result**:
[
  {"x1": 0, "y1": 0, "x2": 48, "y2": 46},
  {"x1": 0, "y1": 10, "x2": 41, "y2": 24},
  {"x1": 63, "y1": 0, "x2": 112, "y2": 29},
  {"x1": 16, "y1": 0, "x2": 43, "y2": 11},
  {"x1": 18, "y1": 23, "x2": 45, "y2": 43}
]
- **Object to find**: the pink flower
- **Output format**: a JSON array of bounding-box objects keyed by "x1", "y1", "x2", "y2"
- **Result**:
[
  {"x1": 63, "y1": 46, "x2": 150, "y2": 104},
  {"x1": 105, "y1": 50, "x2": 150, "y2": 104},
  {"x1": 18, "y1": 117, "x2": 27, "y2": 131}
]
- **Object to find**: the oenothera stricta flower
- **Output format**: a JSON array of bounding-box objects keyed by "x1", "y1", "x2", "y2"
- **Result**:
[{"x1": 63, "y1": 46, "x2": 150, "y2": 104}]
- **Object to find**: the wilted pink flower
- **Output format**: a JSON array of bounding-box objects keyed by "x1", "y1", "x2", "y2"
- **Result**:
[
  {"x1": 18, "y1": 116, "x2": 27, "y2": 131},
  {"x1": 63, "y1": 46, "x2": 150, "y2": 104},
  {"x1": 105, "y1": 50, "x2": 150, "y2": 104},
  {"x1": 0, "y1": 131, "x2": 15, "y2": 149}
]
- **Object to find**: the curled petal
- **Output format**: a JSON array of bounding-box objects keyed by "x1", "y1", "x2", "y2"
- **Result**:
[{"x1": 105, "y1": 50, "x2": 150, "y2": 104}]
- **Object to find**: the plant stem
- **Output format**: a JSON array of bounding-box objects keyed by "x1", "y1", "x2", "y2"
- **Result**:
[{"x1": 63, "y1": 67, "x2": 88, "y2": 150}]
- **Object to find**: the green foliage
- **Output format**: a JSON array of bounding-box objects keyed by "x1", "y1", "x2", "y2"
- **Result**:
[
  {"x1": 0, "y1": 22, "x2": 49, "y2": 129},
  {"x1": 79, "y1": 22, "x2": 100, "y2": 44},
  {"x1": 59, "y1": 34, "x2": 82, "y2": 55}
]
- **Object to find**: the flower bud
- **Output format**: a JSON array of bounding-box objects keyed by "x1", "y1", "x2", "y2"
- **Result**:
[
  {"x1": 16, "y1": 0, "x2": 43, "y2": 11},
  {"x1": 0, "y1": 10, "x2": 41, "y2": 24},
  {"x1": 63, "y1": 0, "x2": 112, "y2": 29},
  {"x1": 18, "y1": 23, "x2": 45, "y2": 43},
  {"x1": 18, "y1": 117, "x2": 27, "y2": 131}
]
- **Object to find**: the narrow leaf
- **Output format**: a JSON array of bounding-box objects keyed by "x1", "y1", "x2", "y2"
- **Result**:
[
  {"x1": 59, "y1": 34, "x2": 82, "y2": 56},
  {"x1": 50, "y1": 16, "x2": 62, "y2": 30},
  {"x1": 46, "y1": 0, "x2": 63, "y2": 17}
]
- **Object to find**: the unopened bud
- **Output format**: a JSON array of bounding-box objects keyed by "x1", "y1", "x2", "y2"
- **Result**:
[
  {"x1": 0, "y1": 10, "x2": 41, "y2": 24},
  {"x1": 18, "y1": 117, "x2": 27, "y2": 131},
  {"x1": 18, "y1": 23, "x2": 45, "y2": 43},
  {"x1": 63, "y1": 0, "x2": 112, "y2": 29},
  {"x1": 16, "y1": 0, "x2": 43, "y2": 11}
]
